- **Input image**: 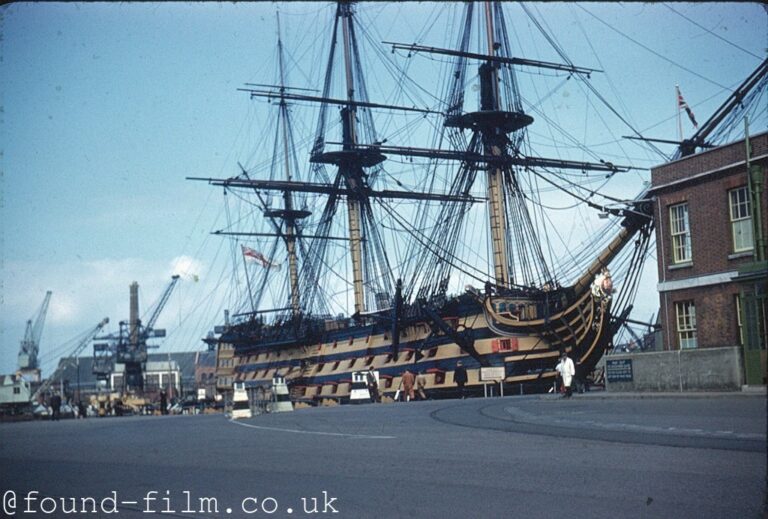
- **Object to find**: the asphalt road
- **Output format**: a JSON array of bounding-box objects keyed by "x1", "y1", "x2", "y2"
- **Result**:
[{"x1": 1, "y1": 393, "x2": 765, "y2": 518}]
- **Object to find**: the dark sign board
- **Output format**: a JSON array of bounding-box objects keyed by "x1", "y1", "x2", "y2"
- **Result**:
[{"x1": 606, "y1": 358, "x2": 633, "y2": 382}]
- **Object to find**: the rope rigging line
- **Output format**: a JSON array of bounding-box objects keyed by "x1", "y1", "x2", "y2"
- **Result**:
[
  {"x1": 182, "y1": 3, "x2": 680, "y2": 371},
  {"x1": 661, "y1": 3, "x2": 764, "y2": 61},
  {"x1": 566, "y1": 5, "x2": 657, "y2": 170},
  {"x1": 520, "y1": 3, "x2": 668, "y2": 162},
  {"x1": 378, "y1": 196, "x2": 489, "y2": 299},
  {"x1": 575, "y1": 5, "x2": 730, "y2": 91}
]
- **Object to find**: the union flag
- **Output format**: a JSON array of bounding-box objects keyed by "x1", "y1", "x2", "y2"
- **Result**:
[{"x1": 676, "y1": 86, "x2": 698, "y2": 129}]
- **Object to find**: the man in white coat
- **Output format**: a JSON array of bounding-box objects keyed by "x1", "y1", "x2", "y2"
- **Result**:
[{"x1": 555, "y1": 351, "x2": 576, "y2": 398}]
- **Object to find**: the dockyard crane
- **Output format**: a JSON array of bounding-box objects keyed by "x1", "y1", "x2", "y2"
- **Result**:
[
  {"x1": 143, "y1": 275, "x2": 181, "y2": 333},
  {"x1": 31, "y1": 317, "x2": 109, "y2": 403},
  {"x1": 93, "y1": 276, "x2": 181, "y2": 391},
  {"x1": 17, "y1": 291, "x2": 53, "y2": 381}
]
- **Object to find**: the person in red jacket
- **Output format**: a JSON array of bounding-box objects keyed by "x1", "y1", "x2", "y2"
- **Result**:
[{"x1": 401, "y1": 368, "x2": 415, "y2": 402}]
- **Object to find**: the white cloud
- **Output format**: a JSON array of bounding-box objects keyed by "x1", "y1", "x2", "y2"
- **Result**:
[
  {"x1": 47, "y1": 293, "x2": 78, "y2": 325},
  {"x1": 169, "y1": 255, "x2": 204, "y2": 281}
]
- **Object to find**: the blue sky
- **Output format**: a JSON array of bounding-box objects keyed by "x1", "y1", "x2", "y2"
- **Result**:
[{"x1": 1, "y1": 2, "x2": 766, "y2": 377}]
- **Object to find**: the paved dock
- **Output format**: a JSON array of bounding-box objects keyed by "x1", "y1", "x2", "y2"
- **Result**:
[{"x1": 1, "y1": 392, "x2": 765, "y2": 518}]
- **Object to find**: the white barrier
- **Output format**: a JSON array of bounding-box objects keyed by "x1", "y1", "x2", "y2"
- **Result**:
[
  {"x1": 231, "y1": 382, "x2": 252, "y2": 419},
  {"x1": 350, "y1": 370, "x2": 376, "y2": 404},
  {"x1": 269, "y1": 376, "x2": 294, "y2": 413}
]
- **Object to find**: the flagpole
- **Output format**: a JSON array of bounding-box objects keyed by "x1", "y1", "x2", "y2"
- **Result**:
[
  {"x1": 676, "y1": 84, "x2": 683, "y2": 142},
  {"x1": 240, "y1": 245, "x2": 256, "y2": 313}
]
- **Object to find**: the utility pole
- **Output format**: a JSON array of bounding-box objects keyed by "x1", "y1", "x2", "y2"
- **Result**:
[
  {"x1": 738, "y1": 117, "x2": 767, "y2": 385},
  {"x1": 76, "y1": 356, "x2": 80, "y2": 404},
  {"x1": 745, "y1": 118, "x2": 766, "y2": 263},
  {"x1": 167, "y1": 352, "x2": 173, "y2": 401}
]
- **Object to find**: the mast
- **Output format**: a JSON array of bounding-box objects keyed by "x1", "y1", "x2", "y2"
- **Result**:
[
  {"x1": 236, "y1": 13, "x2": 312, "y2": 318},
  {"x1": 205, "y1": 1, "x2": 624, "y2": 318},
  {"x1": 442, "y1": 1, "x2": 535, "y2": 289},
  {"x1": 388, "y1": 1, "x2": 638, "y2": 297},
  {"x1": 340, "y1": 2, "x2": 366, "y2": 314},
  {"x1": 303, "y1": 0, "x2": 391, "y2": 316},
  {"x1": 276, "y1": 13, "x2": 301, "y2": 315},
  {"x1": 482, "y1": 1, "x2": 510, "y2": 289}
]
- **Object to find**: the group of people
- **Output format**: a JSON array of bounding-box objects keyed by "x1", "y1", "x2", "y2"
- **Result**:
[
  {"x1": 364, "y1": 350, "x2": 578, "y2": 402},
  {"x1": 397, "y1": 367, "x2": 429, "y2": 402},
  {"x1": 365, "y1": 360, "x2": 469, "y2": 403},
  {"x1": 47, "y1": 393, "x2": 90, "y2": 420},
  {"x1": 365, "y1": 365, "x2": 429, "y2": 403}
]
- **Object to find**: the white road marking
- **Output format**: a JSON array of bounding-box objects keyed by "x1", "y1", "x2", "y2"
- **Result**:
[
  {"x1": 505, "y1": 407, "x2": 765, "y2": 440},
  {"x1": 228, "y1": 418, "x2": 395, "y2": 439}
]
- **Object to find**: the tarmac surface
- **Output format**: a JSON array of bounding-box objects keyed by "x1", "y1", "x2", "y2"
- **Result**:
[{"x1": 1, "y1": 391, "x2": 765, "y2": 518}]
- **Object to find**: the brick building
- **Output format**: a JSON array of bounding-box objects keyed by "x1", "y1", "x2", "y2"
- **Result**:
[
  {"x1": 214, "y1": 341, "x2": 236, "y2": 397},
  {"x1": 194, "y1": 350, "x2": 217, "y2": 399},
  {"x1": 650, "y1": 130, "x2": 767, "y2": 384},
  {"x1": 53, "y1": 351, "x2": 205, "y2": 400}
]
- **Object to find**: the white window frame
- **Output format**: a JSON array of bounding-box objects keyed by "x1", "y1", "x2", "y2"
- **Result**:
[
  {"x1": 669, "y1": 203, "x2": 691, "y2": 264},
  {"x1": 729, "y1": 186, "x2": 753, "y2": 253},
  {"x1": 675, "y1": 301, "x2": 697, "y2": 349}
]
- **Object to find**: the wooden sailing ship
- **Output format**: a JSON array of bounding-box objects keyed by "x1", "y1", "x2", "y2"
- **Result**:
[{"x1": 191, "y1": 1, "x2": 655, "y2": 404}]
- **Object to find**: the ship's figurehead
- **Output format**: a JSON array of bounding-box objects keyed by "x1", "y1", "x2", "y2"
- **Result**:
[{"x1": 591, "y1": 267, "x2": 614, "y2": 301}]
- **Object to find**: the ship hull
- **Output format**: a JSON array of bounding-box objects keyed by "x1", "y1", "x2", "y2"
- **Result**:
[{"x1": 223, "y1": 287, "x2": 612, "y2": 405}]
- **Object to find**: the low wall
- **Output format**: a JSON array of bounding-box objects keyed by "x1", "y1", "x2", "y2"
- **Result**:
[{"x1": 605, "y1": 346, "x2": 744, "y2": 392}]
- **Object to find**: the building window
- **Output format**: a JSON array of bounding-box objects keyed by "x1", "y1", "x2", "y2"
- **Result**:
[
  {"x1": 729, "y1": 187, "x2": 753, "y2": 252},
  {"x1": 675, "y1": 301, "x2": 697, "y2": 349},
  {"x1": 146, "y1": 374, "x2": 160, "y2": 390},
  {"x1": 669, "y1": 203, "x2": 691, "y2": 263}
]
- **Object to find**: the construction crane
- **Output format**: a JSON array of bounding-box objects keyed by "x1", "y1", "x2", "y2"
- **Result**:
[
  {"x1": 144, "y1": 275, "x2": 181, "y2": 332},
  {"x1": 17, "y1": 291, "x2": 53, "y2": 382},
  {"x1": 31, "y1": 317, "x2": 109, "y2": 403},
  {"x1": 93, "y1": 276, "x2": 180, "y2": 391}
]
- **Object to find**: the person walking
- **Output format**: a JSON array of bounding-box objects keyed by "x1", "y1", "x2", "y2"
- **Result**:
[
  {"x1": 401, "y1": 368, "x2": 415, "y2": 402},
  {"x1": 50, "y1": 393, "x2": 62, "y2": 421},
  {"x1": 160, "y1": 390, "x2": 168, "y2": 415},
  {"x1": 555, "y1": 351, "x2": 576, "y2": 398},
  {"x1": 415, "y1": 370, "x2": 428, "y2": 401},
  {"x1": 454, "y1": 361, "x2": 468, "y2": 399},
  {"x1": 366, "y1": 366, "x2": 380, "y2": 403}
]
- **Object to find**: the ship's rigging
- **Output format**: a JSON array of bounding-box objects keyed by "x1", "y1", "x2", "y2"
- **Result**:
[{"x1": 192, "y1": 2, "x2": 655, "y2": 328}]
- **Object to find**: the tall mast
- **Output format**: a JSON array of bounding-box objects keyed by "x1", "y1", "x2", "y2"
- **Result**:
[
  {"x1": 367, "y1": 2, "x2": 638, "y2": 297},
  {"x1": 482, "y1": 1, "x2": 510, "y2": 288},
  {"x1": 276, "y1": 13, "x2": 302, "y2": 315},
  {"x1": 340, "y1": 2, "x2": 366, "y2": 314}
]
